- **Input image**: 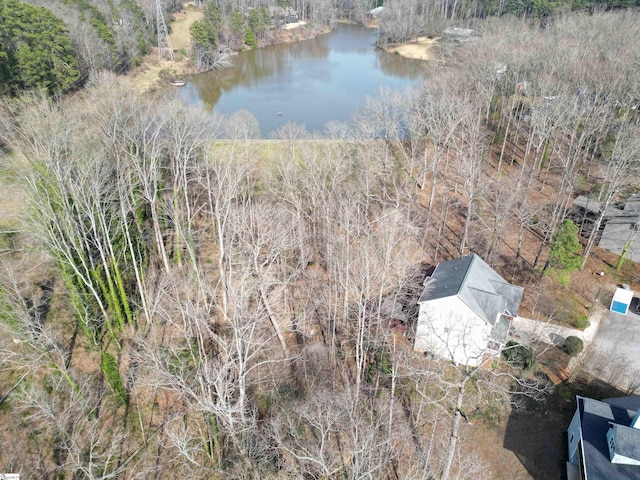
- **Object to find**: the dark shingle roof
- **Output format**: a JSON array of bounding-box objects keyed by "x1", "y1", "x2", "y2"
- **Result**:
[
  {"x1": 599, "y1": 193, "x2": 640, "y2": 263},
  {"x1": 578, "y1": 396, "x2": 640, "y2": 480},
  {"x1": 418, "y1": 254, "x2": 523, "y2": 326},
  {"x1": 614, "y1": 424, "x2": 640, "y2": 462},
  {"x1": 605, "y1": 396, "x2": 640, "y2": 413}
]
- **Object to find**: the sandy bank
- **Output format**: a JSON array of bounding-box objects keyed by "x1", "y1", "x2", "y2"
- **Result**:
[
  {"x1": 385, "y1": 36, "x2": 438, "y2": 61},
  {"x1": 282, "y1": 20, "x2": 307, "y2": 30}
]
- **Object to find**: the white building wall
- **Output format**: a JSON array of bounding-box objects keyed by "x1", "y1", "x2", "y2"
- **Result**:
[
  {"x1": 415, "y1": 297, "x2": 492, "y2": 366},
  {"x1": 608, "y1": 425, "x2": 640, "y2": 465},
  {"x1": 567, "y1": 407, "x2": 581, "y2": 465},
  {"x1": 611, "y1": 453, "x2": 640, "y2": 465}
]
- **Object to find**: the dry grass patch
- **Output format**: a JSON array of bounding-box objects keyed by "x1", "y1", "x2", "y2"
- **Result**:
[
  {"x1": 125, "y1": 3, "x2": 202, "y2": 93},
  {"x1": 0, "y1": 153, "x2": 27, "y2": 243},
  {"x1": 170, "y1": 5, "x2": 204, "y2": 52}
]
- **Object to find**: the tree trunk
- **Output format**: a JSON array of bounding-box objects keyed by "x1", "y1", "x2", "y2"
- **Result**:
[
  {"x1": 441, "y1": 380, "x2": 466, "y2": 480},
  {"x1": 616, "y1": 224, "x2": 640, "y2": 271}
]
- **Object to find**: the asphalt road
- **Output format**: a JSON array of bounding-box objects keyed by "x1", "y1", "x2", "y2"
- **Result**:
[{"x1": 581, "y1": 299, "x2": 640, "y2": 393}]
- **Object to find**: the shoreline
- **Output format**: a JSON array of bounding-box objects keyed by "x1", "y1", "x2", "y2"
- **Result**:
[
  {"x1": 127, "y1": 11, "x2": 434, "y2": 94},
  {"x1": 384, "y1": 36, "x2": 439, "y2": 61},
  {"x1": 127, "y1": 9, "x2": 332, "y2": 93}
]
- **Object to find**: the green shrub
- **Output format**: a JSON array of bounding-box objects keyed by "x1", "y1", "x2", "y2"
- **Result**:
[
  {"x1": 245, "y1": 28, "x2": 256, "y2": 48},
  {"x1": 555, "y1": 382, "x2": 573, "y2": 401},
  {"x1": 564, "y1": 336, "x2": 584, "y2": 357},
  {"x1": 365, "y1": 349, "x2": 392, "y2": 385},
  {"x1": 0, "y1": 231, "x2": 17, "y2": 251},
  {"x1": 531, "y1": 213, "x2": 539, "y2": 226},
  {"x1": 555, "y1": 270, "x2": 571, "y2": 286},
  {"x1": 501, "y1": 340, "x2": 535, "y2": 371},
  {"x1": 471, "y1": 399, "x2": 504, "y2": 424},
  {"x1": 549, "y1": 290, "x2": 589, "y2": 329},
  {"x1": 491, "y1": 132, "x2": 504, "y2": 146},
  {"x1": 0, "y1": 395, "x2": 10, "y2": 413},
  {"x1": 570, "y1": 315, "x2": 589, "y2": 330},
  {"x1": 545, "y1": 219, "x2": 583, "y2": 285},
  {"x1": 253, "y1": 391, "x2": 274, "y2": 417},
  {"x1": 100, "y1": 352, "x2": 127, "y2": 406}
]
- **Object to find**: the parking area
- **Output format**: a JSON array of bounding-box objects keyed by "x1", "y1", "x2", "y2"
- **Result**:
[{"x1": 580, "y1": 297, "x2": 640, "y2": 393}]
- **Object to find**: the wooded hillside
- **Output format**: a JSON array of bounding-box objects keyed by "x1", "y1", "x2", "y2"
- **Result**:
[
  {"x1": 2, "y1": 0, "x2": 638, "y2": 95},
  {"x1": 0, "y1": 9, "x2": 639, "y2": 480}
]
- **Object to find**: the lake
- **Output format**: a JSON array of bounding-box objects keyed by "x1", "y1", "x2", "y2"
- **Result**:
[{"x1": 179, "y1": 24, "x2": 429, "y2": 137}]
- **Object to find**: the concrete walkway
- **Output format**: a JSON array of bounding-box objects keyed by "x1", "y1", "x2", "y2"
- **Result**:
[
  {"x1": 512, "y1": 307, "x2": 603, "y2": 347},
  {"x1": 512, "y1": 300, "x2": 640, "y2": 392},
  {"x1": 512, "y1": 305, "x2": 606, "y2": 374}
]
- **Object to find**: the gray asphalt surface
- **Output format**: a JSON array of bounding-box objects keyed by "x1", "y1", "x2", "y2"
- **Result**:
[{"x1": 581, "y1": 300, "x2": 640, "y2": 393}]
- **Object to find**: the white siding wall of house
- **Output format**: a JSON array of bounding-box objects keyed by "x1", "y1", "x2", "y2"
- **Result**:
[
  {"x1": 567, "y1": 408, "x2": 582, "y2": 465},
  {"x1": 415, "y1": 297, "x2": 492, "y2": 366},
  {"x1": 607, "y1": 425, "x2": 640, "y2": 465}
]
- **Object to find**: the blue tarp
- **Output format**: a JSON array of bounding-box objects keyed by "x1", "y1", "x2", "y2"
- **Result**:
[
  {"x1": 610, "y1": 287, "x2": 634, "y2": 315},
  {"x1": 611, "y1": 300, "x2": 628, "y2": 314}
]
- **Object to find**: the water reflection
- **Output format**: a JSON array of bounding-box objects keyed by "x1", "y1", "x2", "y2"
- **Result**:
[
  {"x1": 375, "y1": 48, "x2": 426, "y2": 80},
  {"x1": 180, "y1": 23, "x2": 429, "y2": 136}
]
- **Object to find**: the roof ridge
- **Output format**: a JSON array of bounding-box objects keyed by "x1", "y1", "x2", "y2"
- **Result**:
[
  {"x1": 466, "y1": 285, "x2": 502, "y2": 296},
  {"x1": 458, "y1": 253, "x2": 477, "y2": 293}
]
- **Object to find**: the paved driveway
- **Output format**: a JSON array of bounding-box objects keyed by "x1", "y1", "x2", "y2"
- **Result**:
[
  {"x1": 513, "y1": 313, "x2": 600, "y2": 347},
  {"x1": 581, "y1": 298, "x2": 640, "y2": 393}
]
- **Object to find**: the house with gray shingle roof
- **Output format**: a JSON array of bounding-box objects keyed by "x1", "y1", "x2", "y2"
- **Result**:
[
  {"x1": 573, "y1": 193, "x2": 640, "y2": 263},
  {"x1": 414, "y1": 254, "x2": 523, "y2": 366},
  {"x1": 567, "y1": 395, "x2": 640, "y2": 480}
]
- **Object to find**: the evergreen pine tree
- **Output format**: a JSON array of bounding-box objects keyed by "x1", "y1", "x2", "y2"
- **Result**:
[
  {"x1": 245, "y1": 28, "x2": 256, "y2": 48},
  {"x1": 546, "y1": 219, "x2": 583, "y2": 284}
]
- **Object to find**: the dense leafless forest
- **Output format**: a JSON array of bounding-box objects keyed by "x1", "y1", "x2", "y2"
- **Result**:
[{"x1": 1, "y1": 8, "x2": 640, "y2": 480}]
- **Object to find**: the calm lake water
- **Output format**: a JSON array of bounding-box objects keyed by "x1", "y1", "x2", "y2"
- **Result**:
[{"x1": 179, "y1": 24, "x2": 429, "y2": 137}]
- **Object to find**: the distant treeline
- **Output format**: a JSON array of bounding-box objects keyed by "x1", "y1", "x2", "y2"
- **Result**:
[
  {"x1": 378, "y1": 0, "x2": 640, "y2": 46},
  {"x1": 1, "y1": 9, "x2": 639, "y2": 479},
  {"x1": 480, "y1": 0, "x2": 639, "y2": 18},
  {"x1": 1, "y1": 0, "x2": 638, "y2": 95}
]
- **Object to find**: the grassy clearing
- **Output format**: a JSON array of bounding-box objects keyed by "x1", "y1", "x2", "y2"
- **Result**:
[
  {"x1": 126, "y1": 5, "x2": 202, "y2": 93},
  {"x1": 0, "y1": 153, "x2": 26, "y2": 232},
  {"x1": 207, "y1": 139, "x2": 357, "y2": 173},
  {"x1": 170, "y1": 5, "x2": 204, "y2": 52}
]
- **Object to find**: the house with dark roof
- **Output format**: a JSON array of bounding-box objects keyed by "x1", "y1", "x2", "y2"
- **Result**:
[
  {"x1": 567, "y1": 395, "x2": 640, "y2": 480},
  {"x1": 273, "y1": 7, "x2": 299, "y2": 26},
  {"x1": 414, "y1": 254, "x2": 523, "y2": 366},
  {"x1": 573, "y1": 193, "x2": 640, "y2": 263}
]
